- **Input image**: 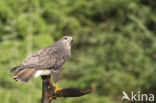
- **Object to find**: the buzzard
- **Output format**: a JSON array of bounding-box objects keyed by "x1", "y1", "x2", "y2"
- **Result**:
[{"x1": 11, "y1": 36, "x2": 73, "y2": 86}]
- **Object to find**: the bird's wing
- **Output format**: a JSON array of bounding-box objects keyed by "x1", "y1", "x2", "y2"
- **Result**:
[{"x1": 23, "y1": 45, "x2": 67, "y2": 70}]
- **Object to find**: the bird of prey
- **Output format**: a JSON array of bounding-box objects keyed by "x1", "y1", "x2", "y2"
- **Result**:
[{"x1": 11, "y1": 36, "x2": 73, "y2": 89}]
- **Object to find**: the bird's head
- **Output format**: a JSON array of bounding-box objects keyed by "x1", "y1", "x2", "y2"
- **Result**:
[{"x1": 60, "y1": 36, "x2": 73, "y2": 48}]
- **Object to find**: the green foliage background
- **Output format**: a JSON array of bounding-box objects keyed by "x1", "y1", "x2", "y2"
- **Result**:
[{"x1": 0, "y1": 0, "x2": 156, "y2": 103}]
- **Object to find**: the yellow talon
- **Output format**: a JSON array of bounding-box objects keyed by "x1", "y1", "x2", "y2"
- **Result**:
[
  {"x1": 48, "y1": 86, "x2": 52, "y2": 89},
  {"x1": 54, "y1": 83, "x2": 62, "y2": 93}
]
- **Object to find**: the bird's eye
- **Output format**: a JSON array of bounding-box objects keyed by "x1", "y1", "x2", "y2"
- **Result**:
[{"x1": 64, "y1": 37, "x2": 68, "y2": 40}]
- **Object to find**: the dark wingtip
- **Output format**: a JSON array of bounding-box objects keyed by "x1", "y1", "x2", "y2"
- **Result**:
[
  {"x1": 10, "y1": 66, "x2": 17, "y2": 73},
  {"x1": 10, "y1": 65, "x2": 22, "y2": 73}
]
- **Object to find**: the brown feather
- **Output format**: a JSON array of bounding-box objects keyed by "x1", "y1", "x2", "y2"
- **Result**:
[{"x1": 13, "y1": 68, "x2": 36, "y2": 82}]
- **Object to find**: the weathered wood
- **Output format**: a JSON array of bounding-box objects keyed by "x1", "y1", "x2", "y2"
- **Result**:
[
  {"x1": 41, "y1": 76, "x2": 55, "y2": 103},
  {"x1": 41, "y1": 75, "x2": 92, "y2": 103},
  {"x1": 55, "y1": 87, "x2": 92, "y2": 97}
]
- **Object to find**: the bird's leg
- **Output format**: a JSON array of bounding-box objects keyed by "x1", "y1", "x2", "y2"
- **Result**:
[
  {"x1": 52, "y1": 69, "x2": 62, "y2": 93},
  {"x1": 48, "y1": 77, "x2": 52, "y2": 89}
]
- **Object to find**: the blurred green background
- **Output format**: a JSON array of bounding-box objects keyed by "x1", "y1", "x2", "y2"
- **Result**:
[{"x1": 0, "y1": 0, "x2": 156, "y2": 103}]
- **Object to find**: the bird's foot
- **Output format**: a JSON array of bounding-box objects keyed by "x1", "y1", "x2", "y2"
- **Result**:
[
  {"x1": 48, "y1": 86, "x2": 52, "y2": 89},
  {"x1": 54, "y1": 83, "x2": 62, "y2": 93}
]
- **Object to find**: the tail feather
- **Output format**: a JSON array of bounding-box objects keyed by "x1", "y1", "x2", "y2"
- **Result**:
[{"x1": 13, "y1": 68, "x2": 36, "y2": 82}]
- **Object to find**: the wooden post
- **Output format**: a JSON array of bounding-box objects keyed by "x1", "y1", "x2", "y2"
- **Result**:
[
  {"x1": 41, "y1": 76, "x2": 54, "y2": 103},
  {"x1": 41, "y1": 75, "x2": 92, "y2": 103}
]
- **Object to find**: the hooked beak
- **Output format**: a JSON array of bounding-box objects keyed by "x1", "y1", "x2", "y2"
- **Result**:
[{"x1": 68, "y1": 37, "x2": 73, "y2": 44}]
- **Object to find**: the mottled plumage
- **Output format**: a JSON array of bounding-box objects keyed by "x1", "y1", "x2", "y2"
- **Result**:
[{"x1": 11, "y1": 36, "x2": 73, "y2": 83}]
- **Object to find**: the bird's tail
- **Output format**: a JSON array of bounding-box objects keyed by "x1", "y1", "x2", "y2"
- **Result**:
[{"x1": 13, "y1": 68, "x2": 36, "y2": 83}]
